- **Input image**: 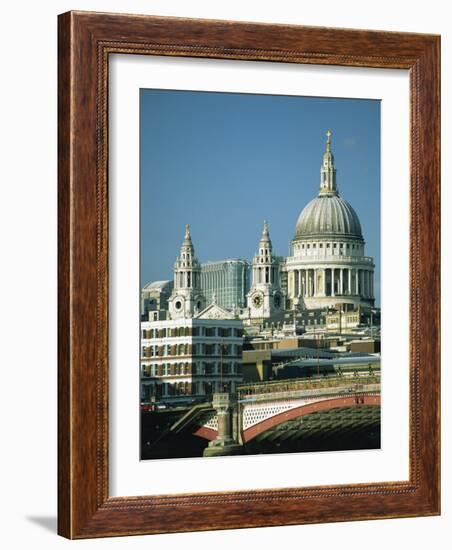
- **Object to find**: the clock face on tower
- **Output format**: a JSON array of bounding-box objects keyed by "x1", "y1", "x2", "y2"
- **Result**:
[
  {"x1": 252, "y1": 293, "x2": 263, "y2": 308},
  {"x1": 174, "y1": 298, "x2": 183, "y2": 311}
]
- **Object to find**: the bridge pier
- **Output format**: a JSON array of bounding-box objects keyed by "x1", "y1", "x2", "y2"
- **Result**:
[{"x1": 203, "y1": 393, "x2": 243, "y2": 457}]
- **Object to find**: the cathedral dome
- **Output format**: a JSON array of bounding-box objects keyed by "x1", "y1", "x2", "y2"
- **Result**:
[
  {"x1": 294, "y1": 194, "x2": 363, "y2": 240},
  {"x1": 294, "y1": 130, "x2": 363, "y2": 241}
]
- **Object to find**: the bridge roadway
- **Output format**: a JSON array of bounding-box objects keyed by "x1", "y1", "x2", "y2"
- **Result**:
[{"x1": 185, "y1": 375, "x2": 381, "y2": 448}]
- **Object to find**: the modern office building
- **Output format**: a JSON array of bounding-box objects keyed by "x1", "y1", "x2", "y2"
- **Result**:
[{"x1": 200, "y1": 259, "x2": 250, "y2": 311}]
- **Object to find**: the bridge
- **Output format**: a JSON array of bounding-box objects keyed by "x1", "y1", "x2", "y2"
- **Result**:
[{"x1": 170, "y1": 375, "x2": 380, "y2": 456}]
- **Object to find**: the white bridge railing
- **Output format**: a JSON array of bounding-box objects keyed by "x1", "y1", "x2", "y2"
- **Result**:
[{"x1": 239, "y1": 383, "x2": 380, "y2": 404}]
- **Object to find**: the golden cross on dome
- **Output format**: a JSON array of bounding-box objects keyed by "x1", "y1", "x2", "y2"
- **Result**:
[{"x1": 326, "y1": 129, "x2": 332, "y2": 142}]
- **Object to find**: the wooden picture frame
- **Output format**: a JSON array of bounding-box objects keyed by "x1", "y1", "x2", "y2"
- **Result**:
[{"x1": 58, "y1": 11, "x2": 440, "y2": 538}]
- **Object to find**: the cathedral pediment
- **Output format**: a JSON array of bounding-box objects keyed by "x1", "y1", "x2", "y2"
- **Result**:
[{"x1": 195, "y1": 302, "x2": 235, "y2": 320}]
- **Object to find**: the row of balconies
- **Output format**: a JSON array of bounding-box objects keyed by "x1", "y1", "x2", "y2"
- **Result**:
[
  {"x1": 141, "y1": 363, "x2": 241, "y2": 377},
  {"x1": 141, "y1": 327, "x2": 244, "y2": 339},
  {"x1": 141, "y1": 344, "x2": 243, "y2": 359}
]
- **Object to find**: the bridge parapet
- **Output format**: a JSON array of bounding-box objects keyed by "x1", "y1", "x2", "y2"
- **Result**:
[
  {"x1": 238, "y1": 377, "x2": 380, "y2": 404},
  {"x1": 239, "y1": 384, "x2": 380, "y2": 404}
]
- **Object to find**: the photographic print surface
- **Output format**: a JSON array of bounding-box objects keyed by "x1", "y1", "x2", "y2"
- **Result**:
[{"x1": 140, "y1": 90, "x2": 381, "y2": 460}]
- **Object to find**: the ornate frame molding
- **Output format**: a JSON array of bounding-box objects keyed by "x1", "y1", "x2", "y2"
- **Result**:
[{"x1": 58, "y1": 11, "x2": 440, "y2": 538}]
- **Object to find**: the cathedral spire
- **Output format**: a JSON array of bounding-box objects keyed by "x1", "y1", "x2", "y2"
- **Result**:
[
  {"x1": 319, "y1": 130, "x2": 338, "y2": 196},
  {"x1": 169, "y1": 224, "x2": 205, "y2": 319},
  {"x1": 183, "y1": 223, "x2": 192, "y2": 246},
  {"x1": 259, "y1": 220, "x2": 272, "y2": 248}
]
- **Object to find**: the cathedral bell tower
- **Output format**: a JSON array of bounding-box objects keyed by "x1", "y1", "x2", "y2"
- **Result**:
[
  {"x1": 168, "y1": 225, "x2": 205, "y2": 319},
  {"x1": 247, "y1": 221, "x2": 284, "y2": 320}
]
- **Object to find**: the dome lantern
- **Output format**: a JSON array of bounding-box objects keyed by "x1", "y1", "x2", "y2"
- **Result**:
[{"x1": 319, "y1": 130, "x2": 338, "y2": 197}]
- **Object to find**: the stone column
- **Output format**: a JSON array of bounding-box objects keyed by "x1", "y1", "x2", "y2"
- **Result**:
[
  {"x1": 299, "y1": 269, "x2": 302, "y2": 297},
  {"x1": 314, "y1": 269, "x2": 317, "y2": 296},
  {"x1": 355, "y1": 269, "x2": 359, "y2": 295},
  {"x1": 331, "y1": 268, "x2": 335, "y2": 296},
  {"x1": 340, "y1": 269, "x2": 343, "y2": 296},
  {"x1": 348, "y1": 269, "x2": 352, "y2": 295},
  {"x1": 203, "y1": 393, "x2": 243, "y2": 457}
]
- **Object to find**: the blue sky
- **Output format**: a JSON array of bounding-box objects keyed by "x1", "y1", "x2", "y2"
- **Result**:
[{"x1": 140, "y1": 90, "x2": 381, "y2": 306}]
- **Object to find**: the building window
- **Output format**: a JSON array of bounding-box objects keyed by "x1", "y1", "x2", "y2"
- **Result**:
[{"x1": 205, "y1": 344, "x2": 215, "y2": 355}]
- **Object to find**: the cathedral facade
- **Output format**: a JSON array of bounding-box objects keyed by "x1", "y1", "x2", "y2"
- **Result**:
[{"x1": 147, "y1": 131, "x2": 375, "y2": 326}]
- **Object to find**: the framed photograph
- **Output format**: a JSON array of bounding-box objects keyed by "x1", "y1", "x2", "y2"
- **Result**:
[{"x1": 58, "y1": 11, "x2": 440, "y2": 538}]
